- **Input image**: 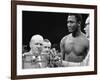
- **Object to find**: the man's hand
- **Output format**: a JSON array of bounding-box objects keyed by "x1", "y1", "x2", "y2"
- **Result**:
[{"x1": 53, "y1": 56, "x2": 63, "y2": 67}]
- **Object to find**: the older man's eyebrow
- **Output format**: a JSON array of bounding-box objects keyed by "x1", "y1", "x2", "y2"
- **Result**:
[{"x1": 85, "y1": 23, "x2": 89, "y2": 26}]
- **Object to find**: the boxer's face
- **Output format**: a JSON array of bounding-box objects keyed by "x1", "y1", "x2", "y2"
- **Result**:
[{"x1": 67, "y1": 15, "x2": 78, "y2": 32}]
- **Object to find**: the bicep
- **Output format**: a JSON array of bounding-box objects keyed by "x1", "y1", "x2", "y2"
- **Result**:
[
  {"x1": 60, "y1": 39, "x2": 65, "y2": 60},
  {"x1": 60, "y1": 39, "x2": 65, "y2": 53}
]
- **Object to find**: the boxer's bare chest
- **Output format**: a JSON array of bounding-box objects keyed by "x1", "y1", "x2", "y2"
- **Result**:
[{"x1": 64, "y1": 35, "x2": 88, "y2": 56}]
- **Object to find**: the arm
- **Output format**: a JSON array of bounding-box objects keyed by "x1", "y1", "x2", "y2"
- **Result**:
[
  {"x1": 60, "y1": 36, "x2": 71, "y2": 67},
  {"x1": 51, "y1": 36, "x2": 67, "y2": 67},
  {"x1": 81, "y1": 40, "x2": 90, "y2": 66},
  {"x1": 60, "y1": 37, "x2": 66, "y2": 60}
]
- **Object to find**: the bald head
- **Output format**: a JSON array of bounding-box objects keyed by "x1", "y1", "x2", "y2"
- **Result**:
[
  {"x1": 30, "y1": 34, "x2": 44, "y2": 54},
  {"x1": 30, "y1": 34, "x2": 43, "y2": 43},
  {"x1": 84, "y1": 16, "x2": 90, "y2": 38}
]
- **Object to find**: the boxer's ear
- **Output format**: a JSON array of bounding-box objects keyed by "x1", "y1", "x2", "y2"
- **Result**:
[{"x1": 78, "y1": 21, "x2": 81, "y2": 26}]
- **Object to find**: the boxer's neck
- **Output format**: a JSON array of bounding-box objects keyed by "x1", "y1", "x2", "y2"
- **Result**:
[{"x1": 72, "y1": 29, "x2": 81, "y2": 37}]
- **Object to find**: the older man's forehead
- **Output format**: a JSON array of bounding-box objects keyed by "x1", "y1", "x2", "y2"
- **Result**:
[
  {"x1": 31, "y1": 35, "x2": 43, "y2": 42},
  {"x1": 32, "y1": 40, "x2": 43, "y2": 44},
  {"x1": 34, "y1": 40, "x2": 43, "y2": 44},
  {"x1": 85, "y1": 17, "x2": 90, "y2": 23}
]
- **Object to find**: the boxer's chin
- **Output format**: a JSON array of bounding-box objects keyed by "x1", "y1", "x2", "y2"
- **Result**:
[{"x1": 69, "y1": 30, "x2": 73, "y2": 33}]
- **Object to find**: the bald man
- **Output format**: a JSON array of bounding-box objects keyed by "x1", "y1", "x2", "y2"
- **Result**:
[
  {"x1": 81, "y1": 16, "x2": 90, "y2": 66},
  {"x1": 84, "y1": 16, "x2": 90, "y2": 39},
  {"x1": 60, "y1": 14, "x2": 89, "y2": 67},
  {"x1": 22, "y1": 34, "x2": 44, "y2": 69}
]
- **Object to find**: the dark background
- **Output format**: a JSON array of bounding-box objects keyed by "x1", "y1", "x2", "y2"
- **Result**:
[{"x1": 22, "y1": 11, "x2": 88, "y2": 52}]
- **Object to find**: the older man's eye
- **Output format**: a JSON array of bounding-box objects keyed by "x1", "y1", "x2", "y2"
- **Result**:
[
  {"x1": 35, "y1": 43, "x2": 43, "y2": 46},
  {"x1": 85, "y1": 23, "x2": 89, "y2": 26},
  {"x1": 35, "y1": 43, "x2": 38, "y2": 45},
  {"x1": 44, "y1": 46, "x2": 47, "y2": 48},
  {"x1": 48, "y1": 47, "x2": 50, "y2": 49},
  {"x1": 40, "y1": 43, "x2": 43, "y2": 46}
]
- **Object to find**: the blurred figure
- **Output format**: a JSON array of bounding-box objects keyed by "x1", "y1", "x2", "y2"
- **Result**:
[
  {"x1": 84, "y1": 16, "x2": 90, "y2": 39},
  {"x1": 40, "y1": 39, "x2": 52, "y2": 68},
  {"x1": 82, "y1": 16, "x2": 90, "y2": 66},
  {"x1": 22, "y1": 45, "x2": 28, "y2": 53},
  {"x1": 22, "y1": 34, "x2": 44, "y2": 69}
]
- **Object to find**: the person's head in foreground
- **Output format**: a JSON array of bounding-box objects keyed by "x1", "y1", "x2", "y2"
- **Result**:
[{"x1": 29, "y1": 34, "x2": 43, "y2": 56}]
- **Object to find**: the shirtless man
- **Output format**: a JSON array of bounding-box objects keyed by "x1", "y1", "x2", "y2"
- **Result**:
[
  {"x1": 60, "y1": 13, "x2": 89, "y2": 67},
  {"x1": 22, "y1": 34, "x2": 44, "y2": 69}
]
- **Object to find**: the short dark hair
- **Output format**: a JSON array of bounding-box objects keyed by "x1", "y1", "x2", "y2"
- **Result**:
[{"x1": 68, "y1": 13, "x2": 82, "y2": 23}]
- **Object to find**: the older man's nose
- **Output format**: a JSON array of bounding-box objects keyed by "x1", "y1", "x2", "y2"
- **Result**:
[
  {"x1": 84, "y1": 27, "x2": 86, "y2": 30},
  {"x1": 38, "y1": 46, "x2": 42, "y2": 51}
]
